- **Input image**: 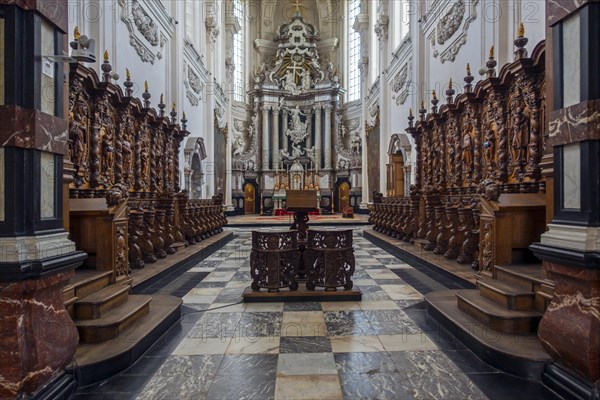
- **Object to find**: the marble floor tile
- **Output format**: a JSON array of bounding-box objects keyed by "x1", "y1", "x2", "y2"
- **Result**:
[
  {"x1": 206, "y1": 373, "x2": 275, "y2": 400},
  {"x1": 359, "y1": 300, "x2": 400, "y2": 310},
  {"x1": 324, "y1": 311, "x2": 376, "y2": 336},
  {"x1": 216, "y1": 354, "x2": 279, "y2": 376},
  {"x1": 389, "y1": 350, "x2": 488, "y2": 400},
  {"x1": 338, "y1": 373, "x2": 415, "y2": 400},
  {"x1": 353, "y1": 278, "x2": 378, "y2": 286},
  {"x1": 203, "y1": 271, "x2": 237, "y2": 282},
  {"x1": 238, "y1": 312, "x2": 283, "y2": 337},
  {"x1": 213, "y1": 288, "x2": 244, "y2": 303},
  {"x1": 365, "y1": 269, "x2": 402, "y2": 280},
  {"x1": 244, "y1": 302, "x2": 285, "y2": 313},
  {"x1": 329, "y1": 335, "x2": 385, "y2": 353},
  {"x1": 172, "y1": 337, "x2": 232, "y2": 355},
  {"x1": 226, "y1": 337, "x2": 280, "y2": 354},
  {"x1": 187, "y1": 267, "x2": 216, "y2": 273},
  {"x1": 281, "y1": 311, "x2": 327, "y2": 337},
  {"x1": 378, "y1": 333, "x2": 438, "y2": 352},
  {"x1": 206, "y1": 302, "x2": 247, "y2": 313},
  {"x1": 136, "y1": 355, "x2": 223, "y2": 400},
  {"x1": 187, "y1": 312, "x2": 243, "y2": 338},
  {"x1": 279, "y1": 336, "x2": 332, "y2": 353},
  {"x1": 320, "y1": 301, "x2": 362, "y2": 311},
  {"x1": 224, "y1": 280, "x2": 249, "y2": 289},
  {"x1": 277, "y1": 353, "x2": 338, "y2": 376},
  {"x1": 380, "y1": 284, "x2": 424, "y2": 300},
  {"x1": 334, "y1": 352, "x2": 398, "y2": 374},
  {"x1": 274, "y1": 375, "x2": 343, "y2": 400},
  {"x1": 363, "y1": 310, "x2": 422, "y2": 335},
  {"x1": 282, "y1": 302, "x2": 322, "y2": 312}
]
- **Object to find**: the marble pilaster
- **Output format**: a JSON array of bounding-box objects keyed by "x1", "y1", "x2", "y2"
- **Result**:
[
  {"x1": 262, "y1": 106, "x2": 270, "y2": 170},
  {"x1": 272, "y1": 108, "x2": 280, "y2": 168},
  {"x1": 324, "y1": 104, "x2": 333, "y2": 169},
  {"x1": 283, "y1": 109, "x2": 289, "y2": 154},
  {"x1": 314, "y1": 105, "x2": 322, "y2": 167}
]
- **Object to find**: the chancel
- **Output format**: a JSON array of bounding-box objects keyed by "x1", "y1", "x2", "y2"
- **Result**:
[{"x1": 0, "y1": 1, "x2": 598, "y2": 399}]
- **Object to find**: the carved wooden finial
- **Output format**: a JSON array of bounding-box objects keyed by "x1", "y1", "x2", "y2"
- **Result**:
[
  {"x1": 144, "y1": 81, "x2": 149, "y2": 92},
  {"x1": 74, "y1": 26, "x2": 81, "y2": 40},
  {"x1": 432, "y1": 90, "x2": 437, "y2": 99},
  {"x1": 126, "y1": 68, "x2": 131, "y2": 80},
  {"x1": 466, "y1": 63, "x2": 471, "y2": 75},
  {"x1": 409, "y1": 108, "x2": 413, "y2": 116},
  {"x1": 104, "y1": 50, "x2": 109, "y2": 62},
  {"x1": 489, "y1": 45, "x2": 495, "y2": 59},
  {"x1": 183, "y1": 111, "x2": 187, "y2": 119},
  {"x1": 420, "y1": 99, "x2": 425, "y2": 109},
  {"x1": 160, "y1": 93, "x2": 164, "y2": 104},
  {"x1": 172, "y1": 103, "x2": 176, "y2": 112},
  {"x1": 449, "y1": 78, "x2": 453, "y2": 89},
  {"x1": 518, "y1": 22, "x2": 525, "y2": 38}
]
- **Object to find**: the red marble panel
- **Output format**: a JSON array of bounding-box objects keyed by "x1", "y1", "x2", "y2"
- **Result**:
[
  {"x1": 539, "y1": 261, "x2": 600, "y2": 383},
  {"x1": 0, "y1": 270, "x2": 78, "y2": 398},
  {"x1": 0, "y1": 105, "x2": 69, "y2": 155},
  {"x1": 547, "y1": 0, "x2": 599, "y2": 26},
  {"x1": 548, "y1": 100, "x2": 600, "y2": 147},
  {"x1": 0, "y1": 0, "x2": 68, "y2": 33}
]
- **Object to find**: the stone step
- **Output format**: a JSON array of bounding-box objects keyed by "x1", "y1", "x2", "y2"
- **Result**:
[
  {"x1": 494, "y1": 264, "x2": 546, "y2": 292},
  {"x1": 476, "y1": 276, "x2": 535, "y2": 311},
  {"x1": 74, "y1": 283, "x2": 131, "y2": 320},
  {"x1": 64, "y1": 270, "x2": 113, "y2": 301},
  {"x1": 70, "y1": 295, "x2": 182, "y2": 386},
  {"x1": 426, "y1": 290, "x2": 551, "y2": 380},
  {"x1": 456, "y1": 289, "x2": 542, "y2": 334},
  {"x1": 75, "y1": 295, "x2": 151, "y2": 344}
]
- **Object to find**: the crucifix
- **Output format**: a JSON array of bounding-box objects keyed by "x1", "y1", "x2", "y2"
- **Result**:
[{"x1": 292, "y1": 0, "x2": 304, "y2": 15}]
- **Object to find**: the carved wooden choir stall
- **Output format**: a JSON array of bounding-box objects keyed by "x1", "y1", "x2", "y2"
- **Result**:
[
  {"x1": 63, "y1": 58, "x2": 227, "y2": 383},
  {"x1": 369, "y1": 35, "x2": 555, "y2": 373}
]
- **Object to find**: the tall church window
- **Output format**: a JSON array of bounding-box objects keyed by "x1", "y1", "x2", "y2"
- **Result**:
[
  {"x1": 233, "y1": 0, "x2": 245, "y2": 102},
  {"x1": 393, "y1": 1, "x2": 410, "y2": 49},
  {"x1": 347, "y1": 0, "x2": 361, "y2": 102}
]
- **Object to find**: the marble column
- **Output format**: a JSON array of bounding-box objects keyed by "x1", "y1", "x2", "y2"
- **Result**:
[
  {"x1": 530, "y1": 2, "x2": 600, "y2": 399},
  {"x1": 314, "y1": 104, "x2": 322, "y2": 167},
  {"x1": 324, "y1": 104, "x2": 333, "y2": 169},
  {"x1": 0, "y1": 3, "x2": 87, "y2": 398},
  {"x1": 262, "y1": 106, "x2": 270, "y2": 170},
  {"x1": 272, "y1": 107, "x2": 280, "y2": 168},
  {"x1": 306, "y1": 110, "x2": 312, "y2": 149},
  {"x1": 283, "y1": 109, "x2": 289, "y2": 154}
]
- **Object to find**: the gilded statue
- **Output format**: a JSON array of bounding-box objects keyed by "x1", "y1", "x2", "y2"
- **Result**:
[{"x1": 511, "y1": 107, "x2": 528, "y2": 165}]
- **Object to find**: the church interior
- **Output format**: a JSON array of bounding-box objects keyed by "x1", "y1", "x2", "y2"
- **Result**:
[{"x1": 1, "y1": 0, "x2": 599, "y2": 399}]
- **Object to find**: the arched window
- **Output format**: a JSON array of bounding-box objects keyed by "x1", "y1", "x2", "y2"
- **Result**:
[
  {"x1": 393, "y1": 1, "x2": 410, "y2": 49},
  {"x1": 347, "y1": 0, "x2": 361, "y2": 102},
  {"x1": 233, "y1": 0, "x2": 245, "y2": 102}
]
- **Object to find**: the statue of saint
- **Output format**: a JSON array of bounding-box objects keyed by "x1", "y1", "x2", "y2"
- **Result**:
[
  {"x1": 291, "y1": 143, "x2": 305, "y2": 158},
  {"x1": 462, "y1": 131, "x2": 473, "y2": 169},
  {"x1": 511, "y1": 107, "x2": 527, "y2": 164},
  {"x1": 302, "y1": 68, "x2": 311, "y2": 91},
  {"x1": 289, "y1": 106, "x2": 305, "y2": 131},
  {"x1": 69, "y1": 113, "x2": 86, "y2": 169},
  {"x1": 233, "y1": 132, "x2": 245, "y2": 156}
]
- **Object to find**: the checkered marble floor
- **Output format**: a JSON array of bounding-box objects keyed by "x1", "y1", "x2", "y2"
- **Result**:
[{"x1": 131, "y1": 229, "x2": 487, "y2": 400}]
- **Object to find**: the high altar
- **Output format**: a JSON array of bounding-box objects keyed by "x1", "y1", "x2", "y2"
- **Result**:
[{"x1": 231, "y1": 8, "x2": 362, "y2": 215}]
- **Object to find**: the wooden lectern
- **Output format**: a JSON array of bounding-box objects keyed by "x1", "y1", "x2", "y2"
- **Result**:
[{"x1": 285, "y1": 190, "x2": 318, "y2": 241}]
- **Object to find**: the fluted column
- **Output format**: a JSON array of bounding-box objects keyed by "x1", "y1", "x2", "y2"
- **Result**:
[
  {"x1": 283, "y1": 109, "x2": 289, "y2": 154},
  {"x1": 262, "y1": 106, "x2": 270, "y2": 170},
  {"x1": 324, "y1": 104, "x2": 333, "y2": 169},
  {"x1": 272, "y1": 107, "x2": 280, "y2": 168},
  {"x1": 314, "y1": 104, "x2": 322, "y2": 166}
]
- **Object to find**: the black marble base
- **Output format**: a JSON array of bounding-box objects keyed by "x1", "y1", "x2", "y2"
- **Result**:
[
  {"x1": 542, "y1": 363, "x2": 600, "y2": 400},
  {"x1": 32, "y1": 373, "x2": 77, "y2": 400}
]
